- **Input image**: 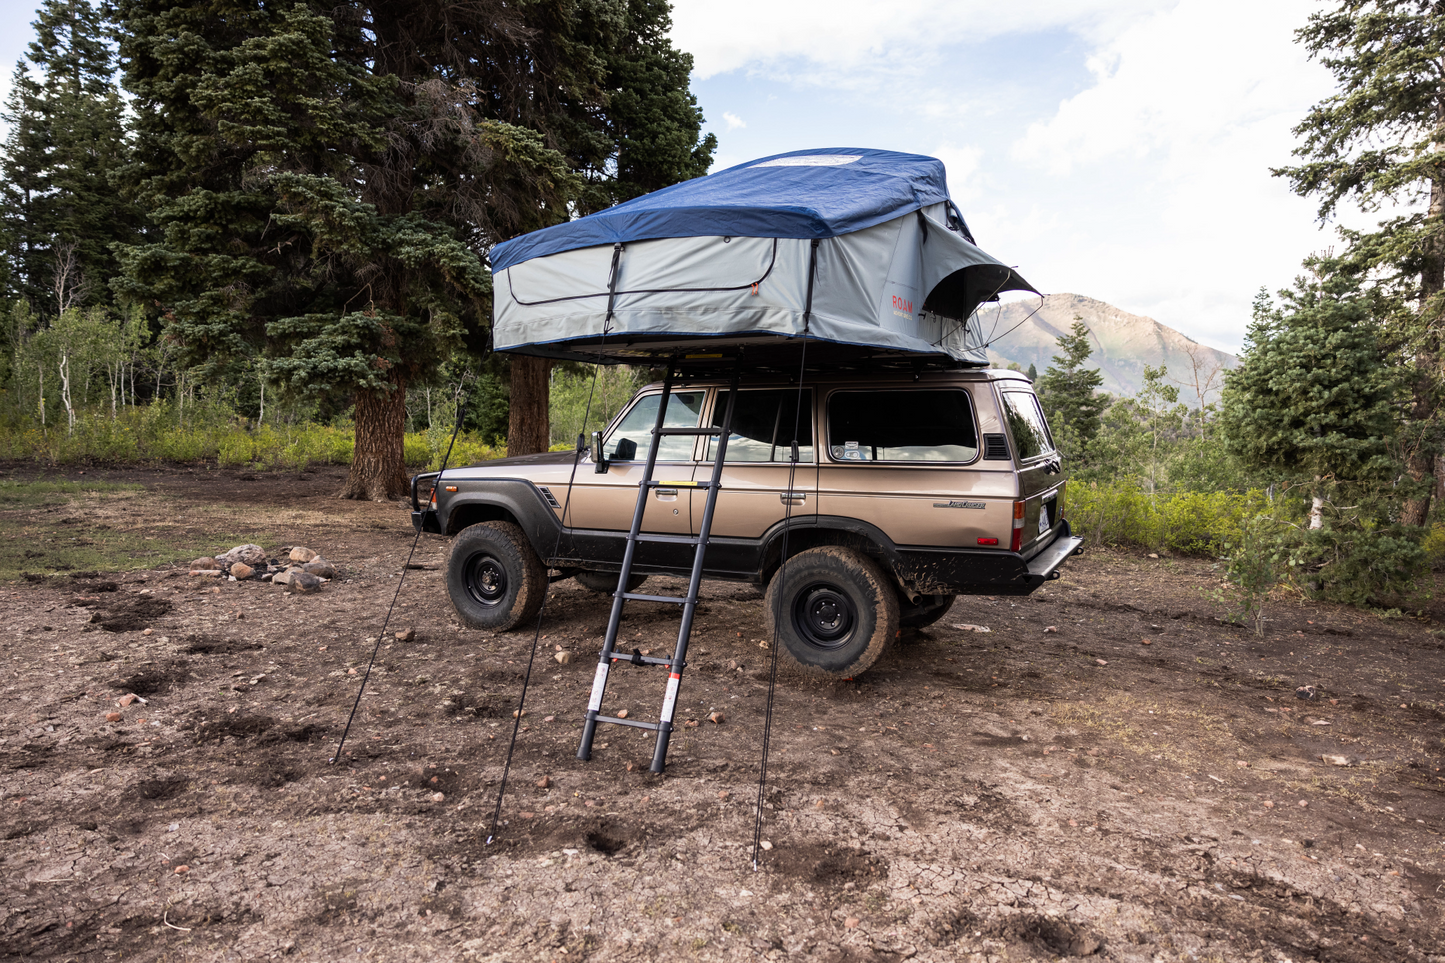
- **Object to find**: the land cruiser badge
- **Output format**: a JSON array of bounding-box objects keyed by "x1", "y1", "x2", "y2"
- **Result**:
[{"x1": 933, "y1": 500, "x2": 986, "y2": 509}]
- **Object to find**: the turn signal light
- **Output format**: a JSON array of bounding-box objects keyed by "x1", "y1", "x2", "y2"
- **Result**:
[
  {"x1": 977, "y1": 537, "x2": 998, "y2": 546},
  {"x1": 1010, "y1": 500, "x2": 1026, "y2": 552}
]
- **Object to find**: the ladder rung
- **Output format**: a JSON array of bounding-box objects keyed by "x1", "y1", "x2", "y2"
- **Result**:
[
  {"x1": 609, "y1": 652, "x2": 677, "y2": 667},
  {"x1": 622, "y1": 592, "x2": 689, "y2": 604},
  {"x1": 654, "y1": 427, "x2": 723, "y2": 436},
  {"x1": 594, "y1": 715, "x2": 661, "y2": 731},
  {"x1": 631, "y1": 532, "x2": 699, "y2": 545}
]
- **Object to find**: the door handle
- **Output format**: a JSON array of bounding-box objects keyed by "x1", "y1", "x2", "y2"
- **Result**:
[
  {"x1": 780, "y1": 492, "x2": 806, "y2": 503},
  {"x1": 654, "y1": 488, "x2": 678, "y2": 496}
]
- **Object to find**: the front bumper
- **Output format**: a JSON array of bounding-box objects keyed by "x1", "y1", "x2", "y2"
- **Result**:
[{"x1": 411, "y1": 509, "x2": 442, "y2": 534}]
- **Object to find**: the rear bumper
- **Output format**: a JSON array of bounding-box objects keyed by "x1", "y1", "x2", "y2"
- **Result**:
[
  {"x1": 892, "y1": 520, "x2": 1083, "y2": 596},
  {"x1": 1026, "y1": 531, "x2": 1083, "y2": 582}
]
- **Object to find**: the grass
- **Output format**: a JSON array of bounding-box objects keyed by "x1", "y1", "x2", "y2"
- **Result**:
[{"x1": 0, "y1": 478, "x2": 280, "y2": 581}]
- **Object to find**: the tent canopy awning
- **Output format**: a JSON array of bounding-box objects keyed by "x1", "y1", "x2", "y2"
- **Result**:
[{"x1": 489, "y1": 148, "x2": 1037, "y2": 367}]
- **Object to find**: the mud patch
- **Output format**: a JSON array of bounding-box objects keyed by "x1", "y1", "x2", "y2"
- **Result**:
[
  {"x1": 181, "y1": 634, "x2": 263, "y2": 655},
  {"x1": 84, "y1": 595, "x2": 172, "y2": 632},
  {"x1": 772, "y1": 841, "x2": 886, "y2": 884},
  {"x1": 133, "y1": 775, "x2": 189, "y2": 801}
]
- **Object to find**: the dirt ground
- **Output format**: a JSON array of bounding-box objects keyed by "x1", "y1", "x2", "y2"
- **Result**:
[{"x1": 2, "y1": 464, "x2": 1444, "y2": 963}]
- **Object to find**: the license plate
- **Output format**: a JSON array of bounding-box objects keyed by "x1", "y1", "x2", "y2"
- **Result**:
[{"x1": 1038, "y1": 501, "x2": 1052, "y2": 535}]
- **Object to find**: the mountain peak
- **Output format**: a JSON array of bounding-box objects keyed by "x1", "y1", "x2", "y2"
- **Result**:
[{"x1": 979, "y1": 293, "x2": 1235, "y2": 402}]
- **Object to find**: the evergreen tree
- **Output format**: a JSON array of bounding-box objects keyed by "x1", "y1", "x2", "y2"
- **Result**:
[
  {"x1": 1219, "y1": 277, "x2": 1422, "y2": 602},
  {"x1": 1026, "y1": 362, "x2": 1037, "y2": 381},
  {"x1": 1274, "y1": 0, "x2": 1445, "y2": 525},
  {"x1": 0, "y1": 0, "x2": 136, "y2": 315},
  {"x1": 114, "y1": 0, "x2": 589, "y2": 499},
  {"x1": 1035, "y1": 319, "x2": 1107, "y2": 461}
]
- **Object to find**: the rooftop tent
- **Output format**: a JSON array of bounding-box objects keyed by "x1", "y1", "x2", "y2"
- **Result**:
[{"x1": 489, "y1": 148, "x2": 1037, "y2": 367}]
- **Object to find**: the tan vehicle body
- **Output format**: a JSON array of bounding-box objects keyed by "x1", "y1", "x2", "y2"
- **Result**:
[{"x1": 415, "y1": 369, "x2": 1080, "y2": 602}]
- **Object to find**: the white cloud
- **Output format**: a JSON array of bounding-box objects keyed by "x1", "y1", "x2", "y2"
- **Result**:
[
  {"x1": 671, "y1": 0, "x2": 1176, "y2": 79},
  {"x1": 928, "y1": 144, "x2": 983, "y2": 201},
  {"x1": 722, "y1": 111, "x2": 746, "y2": 131}
]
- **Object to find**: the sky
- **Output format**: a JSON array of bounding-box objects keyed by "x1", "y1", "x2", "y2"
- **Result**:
[
  {"x1": 0, "y1": 0, "x2": 1360, "y2": 353},
  {"x1": 673, "y1": 0, "x2": 1357, "y2": 353}
]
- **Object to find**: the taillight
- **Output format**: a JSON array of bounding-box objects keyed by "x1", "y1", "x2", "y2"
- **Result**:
[{"x1": 1010, "y1": 500, "x2": 1025, "y2": 552}]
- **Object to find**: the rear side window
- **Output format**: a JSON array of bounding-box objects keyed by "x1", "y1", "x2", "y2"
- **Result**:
[
  {"x1": 707, "y1": 389, "x2": 814, "y2": 463},
  {"x1": 1001, "y1": 391, "x2": 1054, "y2": 460},
  {"x1": 606, "y1": 391, "x2": 705, "y2": 461},
  {"x1": 827, "y1": 390, "x2": 978, "y2": 462}
]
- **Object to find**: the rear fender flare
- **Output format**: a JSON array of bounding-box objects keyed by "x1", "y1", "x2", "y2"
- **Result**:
[{"x1": 757, "y1": 516, "x2": 902, "y2": 584}]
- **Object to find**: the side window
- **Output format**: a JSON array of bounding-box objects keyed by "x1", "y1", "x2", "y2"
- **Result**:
[
  {"x1": 827, "y1": 390, "x2": 977, "y2": 462},
  {"x1": 707, "y1": 390, "x2": 814, "y2": 463},
  {"x1": 605, "y1": 391, "x2": 705, "y2": 461},
  {"x1": 1001, "y1": 391, "x2": 1054, "y2": 460}
]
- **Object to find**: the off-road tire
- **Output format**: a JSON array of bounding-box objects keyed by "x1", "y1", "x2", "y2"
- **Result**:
[
  {"x1": 765, "y1": 546, "x2": 898, "y2": 678},
  {"x1": 899, "y1": 593, "x2": 956, "y2": 629},
  {"x1": 575, "y1": 570, "x2": 647, "y2": 594},
  {"x1": 446, "y1": 521, "x2": 547, "y2": 631}
]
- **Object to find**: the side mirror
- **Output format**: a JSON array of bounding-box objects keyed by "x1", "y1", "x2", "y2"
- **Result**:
[{"x1": 590, "y1": 431, "x2": 609, "y2": 473}]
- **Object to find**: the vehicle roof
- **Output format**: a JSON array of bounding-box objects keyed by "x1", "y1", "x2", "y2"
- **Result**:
[{"x1": 635, "y1": 368, "x2": 1036, "y2": 391}]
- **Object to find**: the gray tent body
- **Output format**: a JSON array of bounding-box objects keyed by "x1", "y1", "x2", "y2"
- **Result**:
[{"x1": 493, "y1": 201, "x2": 1029, "y2": 367}]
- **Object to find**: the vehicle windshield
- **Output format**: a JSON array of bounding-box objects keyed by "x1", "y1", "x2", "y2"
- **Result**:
[
  {"x1": 827, "y1": 389, "x2": 978, "y2": 462},
  {"x1": 605, "y1": 391, "x2": 705, "y2": 461},
  {"x1": 1001, "y1": 391, "x2": 1054, "y2": 460}
]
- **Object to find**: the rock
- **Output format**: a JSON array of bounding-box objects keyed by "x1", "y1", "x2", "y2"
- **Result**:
[
  {"x1": 173, "y1": 865, "x2": 189, "y2": 874},
  {"x1": 105, "y1": 712, "x2": 122, "y2": 723},
  {"x1": 759, "y1": 840, "x2": 773, "y2": 851},
  {"x1": 394, "y1": 628, "x2": 415, "y2": 642},
  {"x1": 190, "y1": 569, "x2": 223, "y2": 577},
  {"x1": 271, "y1": 570, "x2": 292, "y2": 586},
  {"x1": 289, "y1": 546, "x2": 317, "y2": 563},
  {"x1": 554, "y1": 651, "x2": 572, "y2": 665},
  {"x1": 431, "y1": 792, "x2": 445, "y2": 802},
  {"x1": 304, "y1": 558, "x2": 337, "y2": 579},
  {"x1": 952, "y1": 623, "x2": 991, "y2": 633},
  {"x1": 536, "y1": 776, "x2": 551, "y2": 789},
  {"x1": 190, "y1": 557, "x2": 218, "y2": 571},
  {"x1": 286, "y1": 571, "x2": 323, "y2": 594},
  {"x1": 1321, "y1": 754, "x2": 1351, "y2": 766},
  {"x1": 844, "y1": 917, "x2": 859, "y2": 929},
  {"x1": 1295, "y1": 685, "x2": 1318, "y2": 700},
  {"x1": 230, "y1": 563, "x2": 254, "y2": 580},
  {"x1": 512, "y1": 709, "x2": 527, "y2": 718},
  {"x1": 708, "y1": 711, "x2": 726, "y2": 724},
  {"x1": 1044, "y1": 625, "x2": 1058, "y2": 633},
  {"x1": 118, "y1": 694, "x2": 138, "y2": 707},
  {"x1": 1147, "y1": 553, "x2": 1159, "y2": 559},
  {"x1": 1263, "y1": 800, "x2": 1275, "y2": 809},
  {"x1": 216, "y1": 544, "x2": 266, "y2": 566},
  {"x1": 617, "y1": 709, "x2": 629, "y2": 719},
  {"x1": 543, "y1": 715, "x2": 555, "y2": 722},
  {"x1": 1141, "y1": 638, "x2": 1153, "y2": 645},
  {"x1": 717, "y1": 790, "x2": 729, "y2": 799},
  {"x1": 1095, "y1": 658, "x2": 1108, "y2": 666}
]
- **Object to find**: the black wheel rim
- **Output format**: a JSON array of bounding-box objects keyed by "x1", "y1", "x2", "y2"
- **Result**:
[
  {"x1": 464, "y1": 553, "x2": 508, "y2": 607},
  {"x1": 792, "y1": 581, "x2": 858, "y2": 650}
]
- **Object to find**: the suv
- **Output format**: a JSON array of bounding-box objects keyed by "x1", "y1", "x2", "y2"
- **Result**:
[{"x1": 411, "y1": 369, "x2": 1082, "y2": 677}]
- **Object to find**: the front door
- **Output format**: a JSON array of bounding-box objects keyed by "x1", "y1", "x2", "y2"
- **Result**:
[
  {"x1": 691, "y1": 388, "x2": 817, "y2": 579},
  {"x1": 564, "y1": 388, "x2": 703, "y2": 568}
]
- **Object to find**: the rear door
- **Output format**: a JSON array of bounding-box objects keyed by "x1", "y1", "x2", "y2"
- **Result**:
[
  {"x1": 998, "y1": 388, "x2": 1064, "y2": 552},
  {"x1": 690, "y1": 388, "x2": 817, "y2": 576}
]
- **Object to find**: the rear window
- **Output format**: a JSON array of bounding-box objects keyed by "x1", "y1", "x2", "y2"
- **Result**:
[
  {"x1": 827, "y1": 390, "x2": 978, "y2": 463},
  {"x1": 1001, "y1": 391, "x2": 1054, "y2": 460}
]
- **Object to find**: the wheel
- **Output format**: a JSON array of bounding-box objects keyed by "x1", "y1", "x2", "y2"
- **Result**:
[
  {"x1": 575, "y1": 570, "x2": 647, "y2": 594},
  {"x1": 764, "y1": 547, "x2": 898, "y2": 678},
  {"x1": 446, "y1": 521, "x2": 547, "y2": 631},
  {"x1": 899, "y1": 593, "x2": 956, "y2": 629}
]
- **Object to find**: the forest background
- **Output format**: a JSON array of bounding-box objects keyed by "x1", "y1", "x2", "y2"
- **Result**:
[{"x1": 1, "y1": 0, "x2": 1443, "y2": 617}]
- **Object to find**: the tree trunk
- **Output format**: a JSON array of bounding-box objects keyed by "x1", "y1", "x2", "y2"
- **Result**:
[
  {"x1": 508, "y1": 355, "x2": 553, "y2": 457},
  {"x1": 344, "y1": 382, "x2": 409, "y2": 500}
]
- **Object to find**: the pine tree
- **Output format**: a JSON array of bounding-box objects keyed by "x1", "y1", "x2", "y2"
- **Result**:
[
  {"x1": 1035, "y1": 319, "x2": 1107, "y2": 461},
  {"x1": 0, "y1": 0, "x2": 136, "y2": 315},
  {"x1": 505, "y1": 0, "x2": 715, "y2": 457},
  {"x1": 1274, "y1": 0, "x2": 1445, "y2": 525},
  {"x1": 114, "y1": 0, "x2": 589, "y2": 499}
]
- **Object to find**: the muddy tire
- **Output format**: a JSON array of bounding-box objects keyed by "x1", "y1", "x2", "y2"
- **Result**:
[
  {"x1": 575, "y1": 570, "x2": 647, "y2": 594},
  {"x1": 446, "y1": 521, "x2": 547, "y2": 631},
  {"x1": 899, "y1": 593, "x2": 956, "y2": 629},
  {"x1": 765, "y1": 547, "x2": 897, "y2": 678}
]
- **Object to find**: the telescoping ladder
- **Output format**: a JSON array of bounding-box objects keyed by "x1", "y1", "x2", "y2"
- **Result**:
[{"x1": 577, "y1": 358, "x2": 742, "y2": 773}]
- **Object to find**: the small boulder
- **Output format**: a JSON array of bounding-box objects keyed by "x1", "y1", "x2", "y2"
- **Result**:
[
  {"x1": 271, "y1": 569, "x2": 293, "y2": 586},
  {"x1": 190, "y1": 569, "x2": 224, "y2": 578},
  {"x1": 286, "y1": 571, "x2": 323, "y2": 594},
  {"x1": 554, "y1": 650, "x2": 572, "y2": 665},
  {"x1": 289, "y1": 546, "x2": 317, "y2": 563},
  {"x1": 230, "y1": 562, "x2": 255, "y2": 580},
  {"x1": 303, "y1": 557, "x2": 337, "y2": 579},
  {"x1": 394, "y1": 628, "x2": 415, "y2": 642},
  {"x1": 190, "y1": 557, "x2": 218, "y2": 571},
  {"x1": 217, "y1": 544, "x2": 266, "y2": 567}
]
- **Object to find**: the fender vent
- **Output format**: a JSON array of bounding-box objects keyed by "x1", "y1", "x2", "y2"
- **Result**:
[
  {"x1": 537, "y1": 486, "x2": 561, "y2": 509},
  {"x1": 982, "y1": 433, "x2": 1010, "y2": 460}
]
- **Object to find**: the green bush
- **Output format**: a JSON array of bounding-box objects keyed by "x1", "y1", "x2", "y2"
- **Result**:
[{"x1": 1068, "y1": 482, "x2": 1275, "y2": 556}]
